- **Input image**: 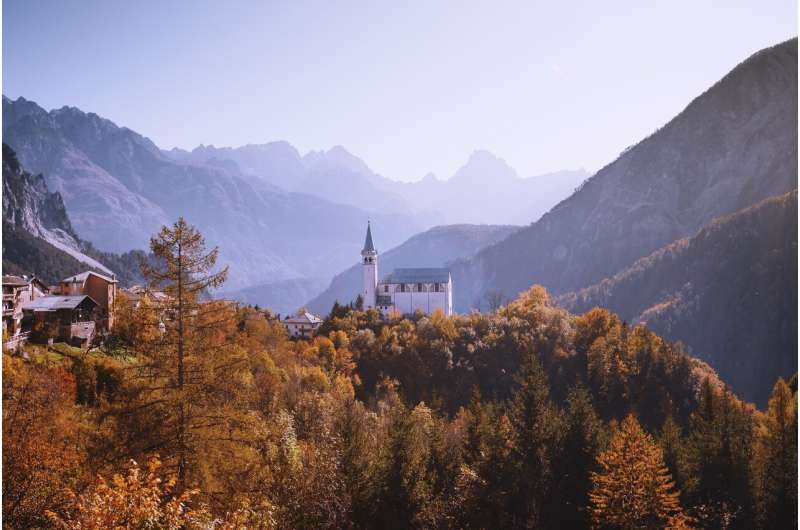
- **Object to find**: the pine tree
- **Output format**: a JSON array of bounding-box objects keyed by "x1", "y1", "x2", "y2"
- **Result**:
[
  {"x1": 752, "y1": 378, "x2": 797, "y2": 529},
  {"x1": 552, "y1": 384, "x2": 607, "y2": 529},
  {"x1": 508, "y1": 349, "x2": 562, "y2": 528},
  {"x1": 589, "y1": 414, "x2": 689, "y2": 529}
]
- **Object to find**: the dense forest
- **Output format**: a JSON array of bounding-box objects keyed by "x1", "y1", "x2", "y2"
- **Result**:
[
  {"x1": 559, "y1": 191, "x2": 798, "y2": 407},
  {"x1": 3, "y1": 220, "x2": 796, "y2": 529}
]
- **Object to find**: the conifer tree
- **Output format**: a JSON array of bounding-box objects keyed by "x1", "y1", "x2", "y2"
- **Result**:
[
  {"x1": 552, "y1": 384, "x2": 607, "y2": 529},
  {"x1": 128, "y1": 218, "x2": 259, "y2": 491},
  {"x1": 752, "y1": 378, "x2": 797, "y2": 529},
  {"x1": 508, "y1": 349, "x2": 562, "y2": 528},
  {"x1": 589, "y1": 414, "x2": 690, "y2": 529}
]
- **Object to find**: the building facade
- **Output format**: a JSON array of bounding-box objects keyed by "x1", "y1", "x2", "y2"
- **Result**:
[
  {"x1": 360, "y1": 223, "x2": 453, "y2": 317},
  {"x1": 53, "y1": 271, "x2": 118, "y2": 331},
  {"x1": 283, "y1": 311, "x2": 323, "y2": 339}
]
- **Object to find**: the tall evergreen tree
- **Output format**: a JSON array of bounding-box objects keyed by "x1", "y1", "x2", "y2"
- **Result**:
[
  {"x1": 752, "y1": 378, "x2": 797, "y2": 529},
  {"x1": 508, "y1": 349, "x2": 562, "y2": 528}
]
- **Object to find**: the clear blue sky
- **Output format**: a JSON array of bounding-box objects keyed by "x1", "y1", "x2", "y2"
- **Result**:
[{"x1": 3, "y1": 0, "x2": 796, "y2": 181}]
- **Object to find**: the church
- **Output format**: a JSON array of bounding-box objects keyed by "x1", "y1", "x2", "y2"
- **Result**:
[{"x1": 360, "y1": 222, "x2": 453, "y2": 316}]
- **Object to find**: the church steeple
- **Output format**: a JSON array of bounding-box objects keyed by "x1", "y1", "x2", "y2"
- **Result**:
[
  {"x1": 361, "y1": 221, "x2": 378, "y2": 309},
  {"x1": 362, "y1": 221, "x2": 376, "y2": 254}
]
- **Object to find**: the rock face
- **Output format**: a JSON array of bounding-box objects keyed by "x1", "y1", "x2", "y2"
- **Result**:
[
  {"x1": 3, "y1": 98, "x2": 426, "y2": 290},
  {"x1": 2, "y1": 143, "x2": 112, "y2": 274},
  {"x1": 450, "y1": 38, "x2": 798, "y2": 311},
  {"x1": 306, "y1": 224, "x2": 520, "y2": 314},
  {"x1": 559, "y1": 191, "x2": 798, "y2": 407}
]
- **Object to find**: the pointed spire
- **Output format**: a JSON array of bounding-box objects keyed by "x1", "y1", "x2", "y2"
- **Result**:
[{"x1": 362, "y1": 221, "x2": 375, "y2": 253}]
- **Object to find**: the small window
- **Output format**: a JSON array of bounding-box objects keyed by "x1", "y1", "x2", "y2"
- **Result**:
[
  {"x1": 417, "y1": 283, "x2": 423, "y2": 292},
  {"x1": 384, "y1": 285, "x2": 388, "y2": 293},
  {"x1": 401, "y1": 284, "x2": 406, "y2": 292}
]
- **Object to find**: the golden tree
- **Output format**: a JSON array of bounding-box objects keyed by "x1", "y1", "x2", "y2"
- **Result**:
[
  {"x1": 126, "y1": 217, "x2": 264, "y2": 497},
  {"x1": 589, "y1": 414, "x2": 692, "y2": 529}
]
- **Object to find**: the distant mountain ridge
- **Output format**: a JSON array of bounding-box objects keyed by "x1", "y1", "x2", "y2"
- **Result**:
[
  {"x1": 166, "y1": 144, "x2": 589, "y2": 226},
  {"x1": 449, "y1": 38, "x2": 798, "y2": 311},
  {"x1": 559, "y1": 190, "x2": 798, "y2": 407},
  {"x1": 306, "y1": 223, "x2": 520, "y2": 314},
  {"x1": 3, "y1": 97, "x2": 426, "y2": 291}
]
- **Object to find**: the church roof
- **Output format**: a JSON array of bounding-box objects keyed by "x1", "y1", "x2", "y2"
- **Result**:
[
  {"x1": 362, "y1": 222, "x2": 375, "y2": 253},
  {"x1": 382, "y1": 268, "x2": 451, "y2": 284}
]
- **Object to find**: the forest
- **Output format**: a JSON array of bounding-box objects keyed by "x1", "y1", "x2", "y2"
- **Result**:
[{"x1": 3, "y1": 219, "x2": 796, "y2": 530}]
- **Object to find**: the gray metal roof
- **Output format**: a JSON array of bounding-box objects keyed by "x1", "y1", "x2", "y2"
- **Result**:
[
  {"x1": 382, "y1": 268, "x2": 451, "y2": 284},
  {"x1": 62, "y1": 271, "x2": 118, "y2": 284},
  {"x1": 22, "y1": 295, "x2": 98, "y2": 312}
]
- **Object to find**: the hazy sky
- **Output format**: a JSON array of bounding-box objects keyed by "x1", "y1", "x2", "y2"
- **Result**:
[{"x1": 3, "y1": 1, "x2": 796, "y2": 181}]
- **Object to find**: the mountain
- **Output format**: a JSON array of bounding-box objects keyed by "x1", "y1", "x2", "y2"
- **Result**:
[
  {"x1": 3, "y1": 97, "x2": 425, "y2": 291},
  {"x1": 449, "y1": 38, "x2": 798, "y2": 312},
  {"x1": 219, "y1": 277, "x2": 331, "y2": 316},
  {"x1": 2, "y1": 143, "x2": 144, "y2": 285},
  {"x1": 559, "y1": 191, "x2": 797, "y2": 406},
  {"x1": 165, "y1": 143, "x2": 420, "y2": 218},
  {"x1": 374, "y1": 150, "x2": 590, "y2": 225},
  {"x1": 306, "y1": 223, "x2": 520, "y2": 314},
  {"x1": 166, "y1": 144, "x2": 587, "y2": 227}
]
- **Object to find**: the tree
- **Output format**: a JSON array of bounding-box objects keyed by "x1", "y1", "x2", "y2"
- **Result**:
[
  {"x1": 507, "y1": 349, "x2": 562, "y2": 528},
  {"x1": 131, "y1": 218, "x2": 259, "y2": 491},
  {"x1": 552, "y1": 384, "x2": 607, "y2": 529},
  {"x1": 589, "y1": 414, "x2": 690, "y2": 529},
  {"x1": 752, "y1": 378, "x2": 797, "y2": 529}
]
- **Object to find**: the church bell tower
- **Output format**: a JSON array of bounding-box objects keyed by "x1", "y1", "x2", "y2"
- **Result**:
[{"x1": 361, "y1": 221, "x2": 378, "y2": 309}]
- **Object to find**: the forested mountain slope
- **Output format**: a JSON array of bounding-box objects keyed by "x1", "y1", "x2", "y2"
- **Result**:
[
  {"x1": 450, "y1": 38, "x2": 797, "y2": 311},
  {"x1": 560, "y1": 191, "x2": 798, "y2": 406}
]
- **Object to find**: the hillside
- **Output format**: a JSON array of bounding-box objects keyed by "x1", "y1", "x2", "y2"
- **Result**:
[
  {"x1": 3, "y1": 98, "x2": 425, "y2": 290},
  {"x1": 2, "y1": 144, "x2": 145, "y2": 285},
  {"x1": 306, "y1": 223, "x2": 520, "y2": 314},
  {"x1": 450, "y1": 38, "x2": 798, "y2": 311},
  {"x1": 559, "y1": 191, "x2": 798, "y2": 406}
]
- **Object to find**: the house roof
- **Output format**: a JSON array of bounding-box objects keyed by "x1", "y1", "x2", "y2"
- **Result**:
[
  {"x1": 22, "y1": 295, "x2": 98, "y2": 312},
  {"x1": 62, "y1": 271, "x2": 118, "y2": 284},
  {"x1": 382, "y1": 268, "x2": 451, "y2": 284},
  {"x1": 2, "y1": 275, "x2": 30, "y2": 287},
  {"x1": 284, "y1": 311, "x2": 323, "y2": 325},
  {"x1": 362, "y1": 222, "x2": 375, "y2": 253}
]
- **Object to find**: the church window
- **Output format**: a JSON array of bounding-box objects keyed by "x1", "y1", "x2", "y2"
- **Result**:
[
  {"x1": 401, "y1": 284, "x2": 406, "y2": 292},
  {"x1": 384, "y1": 285, "x2": 388, "y2": 293},
  {"x1": 417, "y1": 283, "x2": 423, "y2": 292}
]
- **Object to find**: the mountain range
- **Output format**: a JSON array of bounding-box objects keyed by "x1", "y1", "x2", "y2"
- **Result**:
[
  {"x1": 166, "y1": 143, "x2": 589, "y2": 226},
  {"x1": 2, "y1": 38, "x2": 796, "y2": 406},
  {"x1": 449, "y1": 38, "x2": 798, "y2": 311},
  {"x1": 2, "y1": 98, "x2": 427, "y2": 291}
]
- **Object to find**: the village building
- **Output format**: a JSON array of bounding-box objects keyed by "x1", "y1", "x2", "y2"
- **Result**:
[
  {"x1": 52, "y1": 271, "x2": 118, "y2": 330},
  {"x1": 283, "y1": 311, "x2": 323, "y2": 339},
  {"x1": 2, "y1": 274, "x2": 49, "y2": 346},
  {"x1": 21, "y1": 294, "x2": 99, "y2": 346},
  {"x1": 121, "y1": 285, "x2": 172, "y2": 309},
  {"x1": 361, "y1": 222, "x2": 453, "y2": 317}
]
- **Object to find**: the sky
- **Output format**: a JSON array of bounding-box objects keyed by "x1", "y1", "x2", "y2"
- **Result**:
[{"x1": 3, "y1": 1, "x2": 797, "y2": 181}]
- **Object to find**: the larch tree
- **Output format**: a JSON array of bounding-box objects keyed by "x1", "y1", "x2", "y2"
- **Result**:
[
  {"x1": 132, "y1": 217, "x2": 257, "y2": 491},
  {"x1": 589, "y1": 414, "x2": 691, "y2": 529},
  {"x1": 752, "y1": 377, "x2": 797, "y2": 529}
]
